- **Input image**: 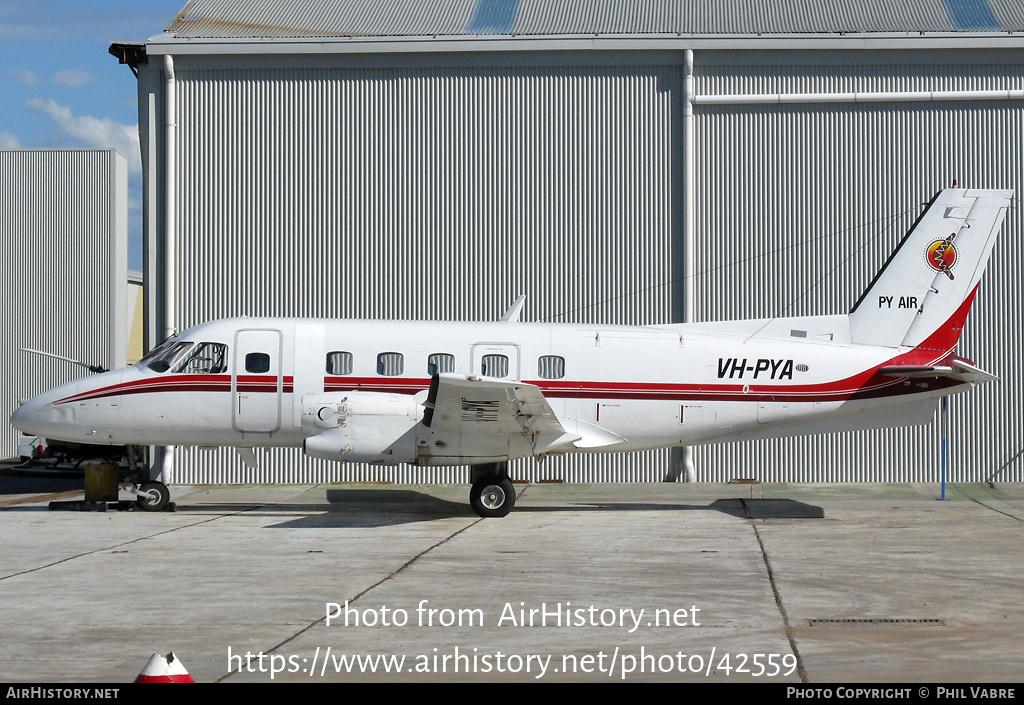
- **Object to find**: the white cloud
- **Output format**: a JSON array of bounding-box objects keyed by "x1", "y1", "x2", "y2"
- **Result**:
[
  {"x1": 52, "y1": 70, "x2": 94, "y2": 88},
  {"x1": 26, "y1": 97, "x2": 140, "y2": 172},
  {"x1": 0, "y1": 131, "x2": 23, "y2": 149},
  {"x1": 5, "y1": 67, "x2": 38, "y2": 86}
]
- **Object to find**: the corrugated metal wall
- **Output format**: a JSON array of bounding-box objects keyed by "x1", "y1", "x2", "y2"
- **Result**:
[
  {"x1": 163, "y1": 61, "x2": 680, "y2": 483},
  {"x1": 0, "y1": 149, "x2": 128, "y2": 458},
  {"x1": 145, "y1": 49, "x2": 1023, "y2": 485},
  {"x1": 693, "y1": 51, "x2": 1024, "y2": 483}
]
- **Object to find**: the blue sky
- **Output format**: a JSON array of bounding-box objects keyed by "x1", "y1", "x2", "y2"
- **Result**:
[{"x1": 1, "y1": 0, "x2": 188, "y2": 270}]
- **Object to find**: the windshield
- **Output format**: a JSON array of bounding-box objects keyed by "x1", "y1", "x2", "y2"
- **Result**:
[
  {"x1": 138, "y1": 340, "x2": 229, "y2": 374},
  {"x1": 139, "y1": 341, "x2": 194, "y2": 373}
]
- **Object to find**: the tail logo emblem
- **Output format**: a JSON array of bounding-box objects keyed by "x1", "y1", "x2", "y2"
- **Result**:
[{"x1": 925, "y1": 233, "x2": 958, "y2": 280}]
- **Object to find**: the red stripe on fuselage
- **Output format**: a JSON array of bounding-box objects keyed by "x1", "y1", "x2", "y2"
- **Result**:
[
  {"x1": 52, "y1": 375, "x2": 294, "y2": 405},
  {"x1": 52, "y1": 292, "x2": 977, "y2": 409},
  {"x1": 53, "y1": 358, "x2": 961, "y2": 408}
]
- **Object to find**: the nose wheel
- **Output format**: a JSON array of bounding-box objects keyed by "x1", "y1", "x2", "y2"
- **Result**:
[
  {"x1": 135, "y1": 481, "x2": 171, "y2": 512},
  {"x1": 470, "y1": 473, "x2": 516, "y2": 518}
]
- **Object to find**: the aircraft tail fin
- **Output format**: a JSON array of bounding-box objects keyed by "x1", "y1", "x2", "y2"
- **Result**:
[{"x1": 848, "y1": 188, "x2": 1012, "y2": 351}]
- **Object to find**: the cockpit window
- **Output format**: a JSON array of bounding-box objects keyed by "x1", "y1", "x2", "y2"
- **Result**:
[
  {"x1": 140, "y1": 341, "x2": 194, "y2": 373},
  {"x1": 173, "y1": 342, "x2": 228, "y2": 374}
]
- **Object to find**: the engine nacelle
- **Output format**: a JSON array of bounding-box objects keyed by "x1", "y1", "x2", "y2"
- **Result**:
[{"x1": 301, "y1": 391, "x2": 421, "y2": 464}]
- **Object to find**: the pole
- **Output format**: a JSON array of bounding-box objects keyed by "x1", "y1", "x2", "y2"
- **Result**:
[
  {"x1": 680, "y1": 48, "x2": 696, "y2": 483},
  {"x1": 940, "y1": 397, "x2": 948, "y2": 500}
]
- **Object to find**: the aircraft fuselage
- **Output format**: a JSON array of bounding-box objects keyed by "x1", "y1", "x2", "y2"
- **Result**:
[{"x1": 12, "y1": 314, "x2": 967, "y2": 462}]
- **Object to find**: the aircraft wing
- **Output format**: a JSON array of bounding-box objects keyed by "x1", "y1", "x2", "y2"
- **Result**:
[
  {"x1": 423, "y1": 373, "x2": 581, "y2": 454},
  {"x1": 879, "y1": 358, "x2": 997, "y2": 384}
]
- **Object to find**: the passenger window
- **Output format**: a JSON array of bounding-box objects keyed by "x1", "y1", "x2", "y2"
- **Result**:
[
  {"x1": 427, "y1": 353, "x2": 455, "y2": 376},
  {"x1": 481, "y1": 354, "x2": 509, "y2": 378},
  {"x1": 377, "y1": 352, "x2": 404, "y2": 376},
  {"x1": 174, "y1": 342, "x2": 227, "y2": 374},
  {"x1": 538, "y1": 355, "x2": 565, "y2": 380},
  {"x1": 326, "y1": 351, "x2": 353, "y2": 375},
  {"x1": 245, "y1": 352, "x2": 271, "y2": 374}
]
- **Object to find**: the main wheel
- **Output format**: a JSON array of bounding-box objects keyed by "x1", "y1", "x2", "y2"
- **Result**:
[
  {"x1": 470, "y1": 476, "x2": 516, "y2": 518},
  {"x1": 136, "y1": 481, "x2": 170, "y2": 512}
]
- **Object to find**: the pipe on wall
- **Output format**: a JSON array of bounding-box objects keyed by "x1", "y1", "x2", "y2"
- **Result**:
[{"x1": 160, "y1": 54, "x2": 177, "y2": 484}]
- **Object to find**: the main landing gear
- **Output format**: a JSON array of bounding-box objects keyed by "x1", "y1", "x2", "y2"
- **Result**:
[{"x1": 469, "y1": 463, "x2": 516, "y2": 518}]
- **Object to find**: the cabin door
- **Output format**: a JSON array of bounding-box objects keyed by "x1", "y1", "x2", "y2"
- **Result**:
[{"x1": 232, "y1": 329, "x2": 283, "y2": 433}]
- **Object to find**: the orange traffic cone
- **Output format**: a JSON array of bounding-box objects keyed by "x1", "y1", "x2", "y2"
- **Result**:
[{"x1": 134, "y1": 652, "x2": 195, "y2": 683}]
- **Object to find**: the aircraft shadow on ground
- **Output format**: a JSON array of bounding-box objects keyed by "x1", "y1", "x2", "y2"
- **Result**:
[
  {"x1": 0, "y1": 469, "x2": 85, "y2": 496},
  {"x1": 0, "y1": 479, "x2": 824, "y2": 526},
  {"x1": 519, "y1": 498, "x2": 825, "y2": 520},
  {"x1": 255, "y1": 491, "x2": 825, "y2": 528}
]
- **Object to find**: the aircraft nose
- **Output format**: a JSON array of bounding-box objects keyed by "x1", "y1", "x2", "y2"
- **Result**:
[
  {"x1": 11, "y1": 397, "x2": 44, "y2": 436},
  {"x1": 10, "y1": 371, "x2": 129, "y2": 443},
  {"x1": 9, "y1": 378, "x2": 85, "y2": 441}
]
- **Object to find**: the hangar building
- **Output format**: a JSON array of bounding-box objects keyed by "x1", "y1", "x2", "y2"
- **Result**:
[
  {"x1": 112, "y1": 0, "x2": 1024, "y2": 484},
  {"x1": 0, "y1": 149, "x2": 129, "y2": 459}
]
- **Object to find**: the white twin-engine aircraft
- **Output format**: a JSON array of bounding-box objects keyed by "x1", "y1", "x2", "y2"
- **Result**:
[{"x1": 11, "y1": 188, "x2": 1012, "y2": 517}]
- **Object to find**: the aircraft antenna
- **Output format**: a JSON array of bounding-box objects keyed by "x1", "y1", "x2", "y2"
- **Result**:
[
  {"x1": 20, "y1": 348, "x2": 108, "y2": 373},
  {"x1": 742, "y1": 206, "x2": 909, "y2": 342},
  {"x1": 539, "y1": 204, "x2": 918, "y2": 324}
]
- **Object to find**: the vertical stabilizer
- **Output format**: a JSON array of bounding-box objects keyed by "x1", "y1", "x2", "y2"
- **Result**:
[{"x1": 848, "y1": 189, "x2": 1012, "y2": 350}]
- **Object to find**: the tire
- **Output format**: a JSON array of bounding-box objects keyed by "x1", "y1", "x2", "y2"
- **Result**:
[
  {"x1": 470, "y1": 476, "x2": 516, "y2": 518},
  {"x1": 136, "y1": 481, "x2": 170, "y2": 512}
]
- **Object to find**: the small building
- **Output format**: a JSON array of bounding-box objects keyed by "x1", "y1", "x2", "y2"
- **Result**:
[{"x1": 0, "y1": 149, "x2": 128, "y2": 459}]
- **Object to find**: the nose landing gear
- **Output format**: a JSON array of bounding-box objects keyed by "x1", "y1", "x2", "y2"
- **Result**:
[{"x1": 132, "y1": 480, "x2": 171, "y2": 512}]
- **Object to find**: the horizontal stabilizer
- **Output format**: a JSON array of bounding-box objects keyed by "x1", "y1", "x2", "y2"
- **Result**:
[{"x1": 879, "y1": 358, "x2": 997, "y2": 384}]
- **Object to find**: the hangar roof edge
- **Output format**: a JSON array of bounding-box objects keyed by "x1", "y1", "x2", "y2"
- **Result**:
[
  {"x1": 142, "y1": 32, "x2": 1024, "y2": 57},
  {"x1": 155, "y1": 0, "x2": 1024, "y2": 42}
]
